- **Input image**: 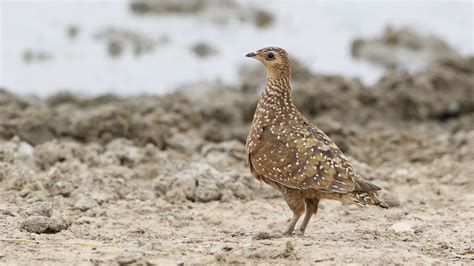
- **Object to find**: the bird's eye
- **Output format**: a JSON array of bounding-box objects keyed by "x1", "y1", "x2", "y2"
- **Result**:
[{"x1": 266, "y1": 52, "x2": 275, "y2": 60}]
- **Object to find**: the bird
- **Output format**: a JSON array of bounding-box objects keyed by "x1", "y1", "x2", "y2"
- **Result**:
[{"x1": 245, "y1": 47, "x2": 388, "y2": 236}]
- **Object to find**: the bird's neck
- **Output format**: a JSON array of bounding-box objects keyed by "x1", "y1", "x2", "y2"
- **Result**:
[
  {"x1": 256, "y1": 75, "x2": 294, "y2": 118},
  {"x1": 263, "y1": 75, "x2": 291, "y2": 99}
]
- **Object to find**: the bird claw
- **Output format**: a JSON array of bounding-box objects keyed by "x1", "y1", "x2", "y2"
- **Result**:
[
  {"x1": 295, "y1": 229, "x2": 305, "y2": 236},
  {"x1": 282, "y1": 229, "x2": 306, "y2": 237}
]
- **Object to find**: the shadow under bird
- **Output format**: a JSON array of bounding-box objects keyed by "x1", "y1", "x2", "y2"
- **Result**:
[{"x1": 245, "y1": 47, "x2": 388, "y2": 236}]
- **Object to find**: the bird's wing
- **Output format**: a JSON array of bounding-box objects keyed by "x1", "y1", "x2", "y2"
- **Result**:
[{"x1": 248, "y1": 121, "x2": 380, "y2": 193}]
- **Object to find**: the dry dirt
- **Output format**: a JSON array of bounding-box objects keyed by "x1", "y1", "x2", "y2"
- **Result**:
[{"x1": 1, "y1": 34, "x2": 474, "y2": 264}]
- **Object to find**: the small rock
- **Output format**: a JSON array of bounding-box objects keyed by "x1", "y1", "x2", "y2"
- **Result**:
[
  {"x1": 173, "y1": 174, "x2": 197, "y2": 200},
  {"x1": 351, "y1": 26, "x2": 459, "y2": 70},
  {"x1": 163, "y1": 163, "x2": 228, "y2": 203},
  {"x1": 74, "y1": 196, "x2": 99, "y2": 211},
  {"x1": 18, "y1": 202, "x2": 53, "y2": 217},
  {"x1": 253, "y1": 231, "x2": 271, "y2": 240},
  {"x1": 49, "y1": 181, "x2": 74, "y2": 197},
  {"x1": 220, "y1": 189, "x2": 235, "y2": 202},
  {"x1": 253, "y1": 10, "x2": 274, "y2": 28},
  {"x1": 166, "y1": 132, "x2": 203, "y2": 152},
  {"x1": 163, "y1": 188, "x2": 187, "y2": 204},
  {"x1": 195, "y1": 181, "x2": 222, "y2": 202},
  {"x1": 278, "y1": 240, "x2": 299, "y2": 259},
  {"x1": 21, "y1": 216, "x2": 70, "y2": 233},
  {"x1": 191, "y1": 42, "x2": 218, "y2": 58},
  {"x1": 152, "y1": 175, "x2": 175, "y2": 196},
  {"x1": 67, "y1": 25, "x2": 79, "y2": 39},
  {"x1": 225, "y1": 181, "x2": 251, "y2": 199},
  {"x1": 126, "y1": 190, "x2": 155, "y2": 201},
  {"x1": 90, "y1": 191, "x2": 113, "y2": 204},
  {"x1": 390, "y1": 222, "x2": 414, "y2": 233},
  {"x1": 116, "y1": 252, "x2": 143, "y2": 266},
  {"x1": 253, "y1": 231, "x2": 283, "y2": 240},
  {"x1": 210, "y1": 244, "x2": 233, "y2": 255}
]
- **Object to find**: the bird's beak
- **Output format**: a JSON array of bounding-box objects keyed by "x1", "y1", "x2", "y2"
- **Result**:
[{"x1": 245, "y1": 52, "x2": 257, "y2": 58}]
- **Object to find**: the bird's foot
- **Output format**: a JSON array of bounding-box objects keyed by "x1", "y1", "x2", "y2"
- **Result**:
[
  {"x1": 283, "y1": 229, "x2": 294, "y2": 236},
  {"x1": 295, "y1": 229, "x2": 305, "y2": 236},
  {"x1": 283, "y1": 229, "x2": 306, "y2": 237}
]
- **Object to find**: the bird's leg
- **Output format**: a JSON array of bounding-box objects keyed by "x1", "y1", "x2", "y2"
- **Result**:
[
  {"x1": 284, "y1": 212, "x2": 302, "y2": 235},
  {"x1": 297, "y1": 198, "x2": 320, "y2": 236},
  {"x1": 283, "y1": 191, "x2": 305, "y2": 235}
]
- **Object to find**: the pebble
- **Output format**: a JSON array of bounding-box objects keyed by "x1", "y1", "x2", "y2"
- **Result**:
[
  {"x1": 21, "y1": 216, "x2": 70, "y2": 233},
  {"x1": 74, "y1": 196, "x2": 99, "y2": 211},
  {"x1": 390, "y1": 222, "x2": 414, "y2": 233},
  {"x1": 18, "y1": 202, "x2": 53, "y2": 218},
  {"x1": 116, "y1": 252, "x2": 143, "y2": 266}
]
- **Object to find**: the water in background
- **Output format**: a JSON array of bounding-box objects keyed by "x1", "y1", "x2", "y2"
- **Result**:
[{"x1": 1, "y1": 0, "x2": 473, "y2": 96}]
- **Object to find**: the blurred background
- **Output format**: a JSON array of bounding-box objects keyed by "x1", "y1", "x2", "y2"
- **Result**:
[{"x1": 1, "y1": 0, "x2": 472, "y2": 95}]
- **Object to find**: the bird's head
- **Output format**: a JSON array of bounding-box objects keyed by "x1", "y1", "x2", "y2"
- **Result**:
[{"x1": 246, "y1": 47, "x2": 291, "y2": 80}]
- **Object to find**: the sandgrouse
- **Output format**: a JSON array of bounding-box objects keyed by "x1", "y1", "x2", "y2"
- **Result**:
[{"x1": 245, "y1": 47, "x2": 387, "y2": 236}]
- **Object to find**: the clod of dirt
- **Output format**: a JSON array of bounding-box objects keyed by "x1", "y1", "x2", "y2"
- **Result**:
[
  {"x1": 220, "y1": 189, "x2": 236, "y2": 202},
  {"x1": 129, "y1": 0, "x2": 274, "y2": 29},
  {"x1": 49, "y1": 180, "x2": 74, "y2": 197},
  {"x1": 372, "y1": 56, "x2": 474, "y2": 120},
  {"x1": 252, "y1": 10, "x2": 274, "y2": 28},
  {"x1": 17, "y1": 202, "x2": 53, "y2": 218},
  {"x1": 152, "y1": 175, "x2": 174, "y2": 197},
  {"x1": 153, "y1": 162, "x2": 277, "y2": 203},
  {"x1": 2, "y1": 163, "x2": 43, "y2": 195},
  {"x1": 116, "y1": 252, "x2": 144, "y2": 266},
  {"x1": 195, "y1": 178, "x2": 222, "y2": 203},
  {"x1": 210, "y1": 244, "x2": 233, "y2": 255},
  {"x1": 103, "y1": 138, "x2": 142, "y2": 167},
  {"x1": 129, "y1": 0, "x2": 207, "y2": 14},
  {"x1": 1, "y1": 107, "x2": 57, "y2": 145},
  {"x1": 253, "y1": 231, "x2": 271, "y2": 240},
  {"x1": 73, "y1": 104, "x2": 134, "y2": 143},
  {"x1": 351, "y1": 26, "x2": 460, "y2": 70},
  {"x1": 252, "y1": 231, "x2": 283, "y2": 240},
  {"x1": 166, "y1": 132, "x2": 204, "y2": 153},
  {"x1": 0, "y1": 136, "x2": 34, "y2": 164},
  {"x1": 292, "y1": 74, "x2": 367, "y2": 120},
  {"x1": 201, "y1": 140, "x2": 246, "y2": 170},
  {"x1": 191, "y1": 42, "x2": 218, "y2": 58},
  {"x1": 169, "y1": 172, "x2": 198, "y2": 200},
  {"x1": 74, "y1": 196, "x2": 99, "y2": 211},
  {"x1": 277, "y1": 241, "x2": 299, "y2": 260},
  {"x1": 108, "y1": 40, "x2": 123, "y2": 57},
  {"x1": 175, "y1": 164, "x2": 224, "y2": 202},
  {"x1": 95, "y1": 28, "x2": 156, "y2": 57},
  {"x1": 163, "y1": 188, "x2": 188, "y2": 204},
  {"x1": 66, "y1": 25, "x2": 79, "y2": 39},
  {"x1": 22, "y1": 50, "x2": 52, "y2": 63},
  {"x1": 20, "y1": 216, "x2": 71, "y2": 233},
  {"x1": 34, "y1": 140, "x2": 82, "y2": 170}
]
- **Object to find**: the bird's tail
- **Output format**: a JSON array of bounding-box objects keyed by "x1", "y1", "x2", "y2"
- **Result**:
[{"x1": 344, "y1": 191, "x2": 389, "y2": 208}]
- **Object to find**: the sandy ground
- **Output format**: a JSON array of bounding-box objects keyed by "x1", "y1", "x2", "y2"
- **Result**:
[{"x1": 1, "y1": 27, "x2": 474, "y2": 264}]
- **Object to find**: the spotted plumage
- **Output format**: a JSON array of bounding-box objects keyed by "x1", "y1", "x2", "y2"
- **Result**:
[{"x1": 245, "y1": 47, "x2": 387, "y2": 236}]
